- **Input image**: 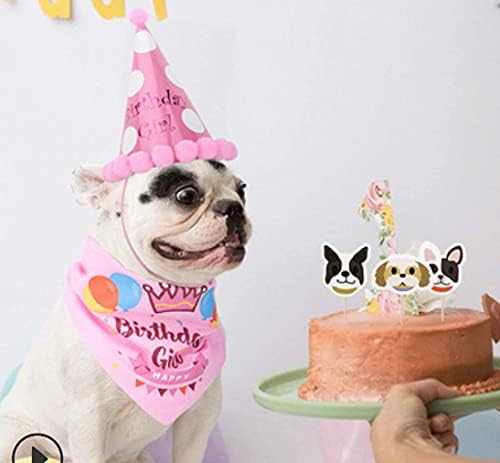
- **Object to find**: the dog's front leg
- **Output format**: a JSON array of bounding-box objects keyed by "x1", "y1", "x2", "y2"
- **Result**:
[
  {"x1": 67, "y1": 400, "x2": 110, "y2": 463},
  {"x1": 172, "y1": 376, "x2": 222, "y2": 463}
]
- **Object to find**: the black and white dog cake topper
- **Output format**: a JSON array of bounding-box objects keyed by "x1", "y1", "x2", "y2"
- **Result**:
[
  {"x1": 420, "y1": 242, "x2": 466, "y2": 295},
  {"x1": 323, "y1": 243, "x2": 371, "y2": 298}
]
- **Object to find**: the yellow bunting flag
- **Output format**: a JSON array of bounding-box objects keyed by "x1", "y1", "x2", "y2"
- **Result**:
[
  {"x1": 92, "y1": 0, "x2": 125, "y2": 19},
  {"x1": 39, "y1": 0, "x2": 71, "y2": 19},
  {"x1": 153, "y1": 0, "x2": 168, "y2": 20}
]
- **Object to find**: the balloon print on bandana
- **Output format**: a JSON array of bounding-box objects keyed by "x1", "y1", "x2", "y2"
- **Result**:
[
  {"x1": 83, "y1": 274, "x2": 142, "y2": 313},
  {"x1": 200, "y1": 288, "x2": 218, "y2": 325},
  {"x1": 110, "y1": 273, "x2": 142, "y2": 311},
  {"x1": 84, "y1": 276, "x2": 119, "y2": 314}
]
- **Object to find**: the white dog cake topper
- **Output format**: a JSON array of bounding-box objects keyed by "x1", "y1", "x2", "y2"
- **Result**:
[
  {"x1": 373, "y1": 254, "x2": 431, "y2": 296},
  {"x1": 419, "y1": 242, "x2": 466, "y2": 321},
  {"x1": 323, "y1": 243, "x2": 371, "y2": 312},
  {"x1": 420, "y1": 242, "x2": 466, "y2": 295}
]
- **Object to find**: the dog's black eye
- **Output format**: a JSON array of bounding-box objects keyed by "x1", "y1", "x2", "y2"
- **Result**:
[
  {"x1": 448, "y1": 265, "x2": 455, "y2": 275},
  {"x1": 237, "y1": 183, "x2": 247, "y2": 202},
  {"x1": 351, "y1": 264, "x2": 360, "y2": 276},
  {"x1": 408, "y1": 267, "x2": 416, "y2": 275},
  {"x1": 391, "y1": 267, "x2": 398, "y2": 275},
  {"x1": 175, "y1": 186, "x2": 200, "y2": 205},
  {"x1": 430, "y1": 263, "x2": 439, "y2": 273}
]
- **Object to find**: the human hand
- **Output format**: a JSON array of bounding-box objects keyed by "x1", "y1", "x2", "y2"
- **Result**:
[{"x1": 371, "y1": 379, "x2": 459, "y2": 463}]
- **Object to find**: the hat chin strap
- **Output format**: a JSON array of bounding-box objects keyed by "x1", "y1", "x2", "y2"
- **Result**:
[{"x1": 119, "y1": 178, "x2": 167, "y2": 282}]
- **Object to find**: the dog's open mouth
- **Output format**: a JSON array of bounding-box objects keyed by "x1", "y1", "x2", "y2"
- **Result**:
[{"x1": 152, "y1": 233, "x2": 245, "y2": 262}]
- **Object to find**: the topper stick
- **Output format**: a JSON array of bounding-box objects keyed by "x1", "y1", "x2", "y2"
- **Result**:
[{"x1": 441, "y1": 296, "x2": 445, "y2": 322}]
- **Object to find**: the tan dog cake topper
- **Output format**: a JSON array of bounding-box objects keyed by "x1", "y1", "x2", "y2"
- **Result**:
[{"x1": 373, "y1": 254, "x2": 431, "y2": 295}]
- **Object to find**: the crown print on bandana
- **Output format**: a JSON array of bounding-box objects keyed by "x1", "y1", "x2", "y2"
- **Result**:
[{"x1": 143, "y1": 282, "x2": 208, "y2": 314}]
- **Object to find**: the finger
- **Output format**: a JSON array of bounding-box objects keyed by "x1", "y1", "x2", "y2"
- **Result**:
[
  {"x1": 401, "y1": 379, "x2": 458, "y2": 404},
  {"x1": 429, "y1": 414, "x2": 454, "y2": 433},
  {"x1": 432, "y1": 431, "x2": 459, "y2": 453}
]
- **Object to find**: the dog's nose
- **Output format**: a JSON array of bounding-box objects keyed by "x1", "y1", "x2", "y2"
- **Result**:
[
  {"x1": 400, "y1": 274, "x2": 406, "y2": 278},
  {"x1": 214, "y1": 200, "x2": 244, "y2": 219},
  {"x1": 341, "y1": 271, "x2": 350, "y2": 278},
  {"x1": 438, "y1": 274, "x2": 444, "y2": 280}
]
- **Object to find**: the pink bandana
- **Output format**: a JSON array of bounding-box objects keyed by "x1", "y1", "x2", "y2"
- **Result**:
[{"x1": 64, "y1": 237, "x2": 225, "y2": 424}]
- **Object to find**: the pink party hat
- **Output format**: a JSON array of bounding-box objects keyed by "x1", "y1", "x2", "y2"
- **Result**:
[{"x1": 103, "y1": 9, "x2": 237, "y2": 183}]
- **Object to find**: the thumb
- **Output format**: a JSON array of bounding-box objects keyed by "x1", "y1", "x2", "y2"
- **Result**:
[{"x1": 403, "y1": 379, "x2": 458, "y2": 404}]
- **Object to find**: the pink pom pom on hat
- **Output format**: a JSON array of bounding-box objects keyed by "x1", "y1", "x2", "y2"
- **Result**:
[{"x1": 103, "y1": 9, "x2": 238, "y2": 183}]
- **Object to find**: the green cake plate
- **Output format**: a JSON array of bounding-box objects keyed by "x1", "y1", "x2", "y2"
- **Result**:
[{"x1": 253, "y1": 358, "x2": 500, "y2": 421}]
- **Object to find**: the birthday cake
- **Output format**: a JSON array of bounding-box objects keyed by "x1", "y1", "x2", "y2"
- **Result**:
[
  {"x1": 299, "y1": 308, "x2": 500, "y2": 401},
  {"x1": 299, "y1": 181, "x2": 500, "y2": 402}
]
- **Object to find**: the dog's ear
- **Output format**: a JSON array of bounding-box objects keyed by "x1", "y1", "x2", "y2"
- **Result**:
[
  {"x1": 323, "y1": 244, "x2": 340, "y2": 263},
  {"x1": 420, "y1": 241, "x2": 440, "y2": 263},
  {"x1": 374, "y1": 262, "x2": 388, "y2": 287},
  {"x1": 323, "y1": 244, "x2": 342, "y2": 285},
  {"x1": 446, "y1": 245, "x2": 465, "y2": 265},
  {"x1": 417, "y1": 261, "x2": 431, "y2": 287},
  {"x1": 351, "y1": 244, "x2": 370, "y2": 265},
  {"x1": 71, "y1": 164, "x2": 115, "y2": 209}
]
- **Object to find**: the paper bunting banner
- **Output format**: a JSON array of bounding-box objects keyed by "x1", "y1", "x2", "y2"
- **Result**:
[
  {"x1": 323, "y1": 244, "x2": 371, "y2": 298},
  {"x1": 91, "y1": 0, "x2": 125, "y2": 19},
  {"x1": 39, "y1": 0, "x2": 71, "y2": 19},
  {"x1": 37, "y1": 0, "x2": 167, "y2": 20}
]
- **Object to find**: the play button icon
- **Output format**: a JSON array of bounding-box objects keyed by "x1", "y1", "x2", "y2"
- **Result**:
[
  {"x1": 32, "y1": 446, "x2": 48, "y2": 463},
  {"x1": 11, "y1": 433, "x2": 63, "y2": 463}
]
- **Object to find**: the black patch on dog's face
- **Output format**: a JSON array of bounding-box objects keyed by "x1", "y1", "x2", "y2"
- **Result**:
[
  {"x1": 440, "y1": 257, "x2": 460, "y2": 282},
  {"x1": 237, "y1": 183, "x2": 247, "y2": 203},
  {"x1": 431, "y1": 245, "x2": 464, "y2": 283},
  {"x1": 139, "y1": 193, "x2": 152, "y2": 204},
  {"x1": 349, "y1": 246, "x2": 369, "y2": 285},
  {"x1": 149, "y1": 167, "x2": 197, "y2": 199},
  {"x1": 323, "y1": 245, "x2": 342, "y2": 284},
  {"x1": 207, "y1": 160, "x2": 226, "y2": 172}
]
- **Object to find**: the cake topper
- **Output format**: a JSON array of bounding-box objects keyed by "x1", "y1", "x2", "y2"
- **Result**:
[
  {"x1": 359, "y1": 180, "x2": 395, "y2": 261},
  {"x1": 360, "y1": 181, "x2": 419, "y2": 317},
  {"x1": 323, "y1": 243, "x2": 371, "y2": 313},
  {"x1": 420, "y1": 242, "x2": 466, "y2": 295},
  {"x1": 420, "y1": 242, "x2": 466, "y2": 321},
  {"x1": 373, "y1": 254, "x2": 431, "y2": 295}
]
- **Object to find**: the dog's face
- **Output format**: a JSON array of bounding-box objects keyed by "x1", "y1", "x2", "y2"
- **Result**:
[
  {"x1": 323, "y1": 244, "x2": 370, "y2": 297},
  {"x1": 374, "y1": 255, "x2": 430, "y2": 294},
  {"x1": 420, "y1": 242, "x2": 465, "y2": 294},
  {"x1": 73, "y1": 160, "x2": 252, "y2": 285}
]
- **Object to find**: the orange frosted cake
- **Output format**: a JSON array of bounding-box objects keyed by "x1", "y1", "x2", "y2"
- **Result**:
[{"x1": 299, "y1": 308, "x2": 500, "y2": 402}]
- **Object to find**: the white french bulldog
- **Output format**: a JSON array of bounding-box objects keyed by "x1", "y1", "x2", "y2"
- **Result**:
[{"x1": 0, "y1": 159, "x2": 252, "y2": 463}]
